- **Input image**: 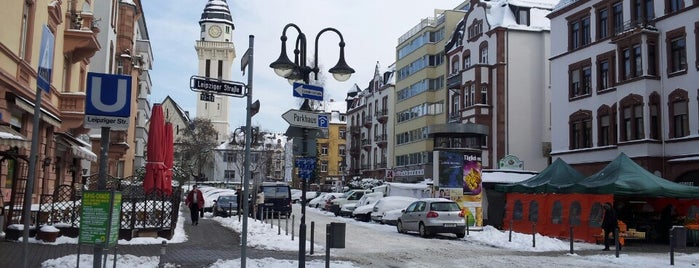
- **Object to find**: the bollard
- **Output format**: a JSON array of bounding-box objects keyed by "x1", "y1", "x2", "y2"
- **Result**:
[
  {"x1": 292, "y1": 215, "x2": 295, "y2": 241},
  {"x1": 509, "y1": 218, "x2": 513, "y2": 242},
  {"x1": 466, "y1": 215, "x2": 470, "y2": 236},
  {"x1": 310, "y1": 221, "x2": 315, "y2": 255},
  {"x1": 569, "y1": 226, "x2": 574, "y2": 254},
  {"x1": 270, "y1": 211, "x2": 273, "y2": 229},
  {"x1": 112, "y1": 245, "x2": 118, "y2": 268},
  {"x1": 325, "y1": 224, "x2": 331, "y2": 268},
  {"x1": 614, "y1": 227, "x2": 619, "y2": 258},
  {"x1": 532, "y1": 223, "x2": 536, "y2": 248},
  {"x1": 158, "y1": 241, "x2": 167, "y2": 268},
  {"x1": 285, "y1": 216, "x2": 289, "y2": 236},
  {"x1": 278, "y1": 212, "x2": 281, "y2": 235}
]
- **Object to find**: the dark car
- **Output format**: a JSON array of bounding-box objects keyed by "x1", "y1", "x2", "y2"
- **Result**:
[
  {"x1": 260, "y1": 182, "x2": 292, "y2": 217},
  {"x1": 212, "y1": 195, "x2": 238, "y2": 217}
]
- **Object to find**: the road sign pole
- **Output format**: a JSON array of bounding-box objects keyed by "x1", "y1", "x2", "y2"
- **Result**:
[
  {"x1": 241, "y1": 35, "x2": 254, "y2": 268},
  {"x1": 93, "y1": 126, "x2": 110, "y2": 268}
]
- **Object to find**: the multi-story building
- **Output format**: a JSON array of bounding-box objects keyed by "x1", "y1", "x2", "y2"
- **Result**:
[
  {"x1": 444, "y1": 0, "x2": 556, "y2": 171},
  {"x1": 346, "y1": 62, "x2": 395, "y2": 181},
  {"x1": 89, "y1": 0, "x2": 153, "y2": 177},
  {"x1": 392, "y1": 4, "x2": 469, "y2": 182},
  {"x1": 213, "y1": 131, "x2": 287, "y2": 188},
  {"x1": 548, "y1": 0, "x2": 699, "y2": 181},
  {"x1": 0, "y1": 0, "x2": 101, "y2": 205},
  {"x1": 194, "y1": 0, "x2": 235, "y2": 145},
  {"x1": 161, "y1": 95, "x2": 192, "y2": 167},
  {"x1": 315, "y1": 99, "x2": 347, "y2": 190}
]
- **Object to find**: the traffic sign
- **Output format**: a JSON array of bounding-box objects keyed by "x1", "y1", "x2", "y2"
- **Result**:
[
  {"x1": 292, "y1": 82, "x2": 324, "y2": 101},
  {"x1": 37, "y1": 25, "x2": 55, "y2": 92},
  {"x1": 295, "y1": 157, "x2": 316, "y2": 180},
  {"x1": 84, "y1": 72, "x2": 132, "y2": 130},
  {"x1": 282, "y1": 109, "x2": 329, "y2": 129},
  {"x1": 190, "y1": 75, "x2": 245, "y2": 97}
]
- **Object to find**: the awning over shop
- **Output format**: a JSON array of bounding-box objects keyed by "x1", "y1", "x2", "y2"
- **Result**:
[
  {"x1": 14, "y1": 95, "x2": 61, "y2": 127},
  {"x1": 0, "y1": 124, "x2": 30, "y2": 149},
  {"x1": 55, "y1": 132, "x2": 97, "y2": 162}
]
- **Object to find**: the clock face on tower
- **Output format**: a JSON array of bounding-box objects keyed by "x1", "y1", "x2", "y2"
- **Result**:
[{"x1": 208, "y1": 25, "x2": 222, "y2": 38}]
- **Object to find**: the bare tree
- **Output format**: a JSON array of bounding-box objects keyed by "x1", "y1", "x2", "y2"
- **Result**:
[{"x1": 175, "y1": 117, "x2": 218, "y2": 183}]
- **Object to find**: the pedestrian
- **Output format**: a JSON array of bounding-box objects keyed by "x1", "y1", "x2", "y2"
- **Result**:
[
  {"x1": 235, "y1": 188, "x2": 242, "y2": 215},
  {"x1": 602, "y1": 202, "x2": 619, "y2": 250},
  {"x1": 185, "y1": 184, "x2": 204, "y2": 225},
  {"x1": 256, "y1": 188, "x2": 265, "y2": 220}
]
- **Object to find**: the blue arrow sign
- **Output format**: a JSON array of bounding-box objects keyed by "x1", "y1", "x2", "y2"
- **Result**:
[{"x1": 292, "y1": 82, "x2": 324, "y2": 101}]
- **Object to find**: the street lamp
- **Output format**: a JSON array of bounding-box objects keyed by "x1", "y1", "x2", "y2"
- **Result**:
[{"x1": 270, "y1": 23, "x2": 354, "y2": 268}]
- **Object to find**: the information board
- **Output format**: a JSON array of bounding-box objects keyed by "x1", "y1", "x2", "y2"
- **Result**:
[{"x1": 79, "y1": 191, "x2": 122, "y2": 246}]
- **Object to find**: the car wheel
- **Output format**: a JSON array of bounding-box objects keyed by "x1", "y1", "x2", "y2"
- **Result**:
[
  {"x1": 455, "y1": 231, "x2": 465, "y2": 238},
  {"x1": 397, "y1": 220, "x2": 406, "y2": 233},
  {"x1": 419, "y1": 223, "x2": 430, "y2": 238}
]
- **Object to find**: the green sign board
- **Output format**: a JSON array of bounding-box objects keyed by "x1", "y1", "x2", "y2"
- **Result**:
[{"x1": 79, "y1": 191, "x2": 122, "y2": 246}]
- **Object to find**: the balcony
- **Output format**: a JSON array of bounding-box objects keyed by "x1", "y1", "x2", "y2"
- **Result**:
[
  {"x1": 363, "y1": 115, "x2": 373, "y2": 128},
  {"x1": 63, "y1": 11, "x2": 100, "y2": 64},
  {"x1": 375, "y1": 134, "x2": 388, "y2": 148},
  {"x1": 58, "y1": 92, "x2": 86, "y2": 131},
  {"x1": 611, "y1": 18, "x2": 657, "y2": 42},
  {"x1": 448, "y1": 112, "x2": 461, "y2": 123},
  {"x1": 376, "y1": 109, "x2": 388, "y2": 124},
  {"x1": 350, "y1": 126, "x2": 361, "y2": 136},
  {"x1": 361, "y1": 138, "x2": 372, "y2": 151},
  {"x1": 447, "y1": 72, "x2": 462, "y2": 90}
]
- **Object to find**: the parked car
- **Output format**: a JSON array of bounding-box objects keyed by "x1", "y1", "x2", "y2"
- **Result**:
[
  {"x1": 291, "y1": 189, "x2": 302, "y2": 203},
  {"x1": 203, "y1": 189, "x2": 236, "y2": 212},
  {"x1": 212, "y1": 194, "x2": 238, "y2": 217},
  {"x1": 380, "y1": 208, "x2": 404, "y2": 225},
  {"x1": 352, "y1": 193, "x2": 384, "y2": 221},
  {"x1": 259, "y1": 182, "x2": 292, "y2": 217},
  {"x1": 312, "y1": 193, "x2": 343, "y2": 210},
  {"x1": 329, "y1": 189, "x2": 368, "y2": 216},
  {"x1": 370, "y1": 196, "x2": 418, "y2": 223},
  {"x1": 397, "y1": 198, "x2": 466, "y2": 238},
  {"x1": 307, "y1": 193, "x2": 327, "y2": 208}
]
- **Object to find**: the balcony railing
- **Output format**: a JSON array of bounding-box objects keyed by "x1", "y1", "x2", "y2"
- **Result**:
[
  {"x1": 447, "y1": 73, "x2": 461, "y2": 89},
  {"x1": 613, "y1": 17, "x2": 656, "y2": 37},
  {"x1": 448, "y1": 112, "x2": 461, "y2": 123},
  {"x1": 376, "y1": 109, "x2": 388, "y2": 123}
]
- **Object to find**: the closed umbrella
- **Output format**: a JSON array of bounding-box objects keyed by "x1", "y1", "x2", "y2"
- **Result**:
[
  {"x1": 162, "y1": 122, "x2": 174, "y2": 195},
  {"x1": 144, "y1": 104, "x2": 166, "y2": 194}
]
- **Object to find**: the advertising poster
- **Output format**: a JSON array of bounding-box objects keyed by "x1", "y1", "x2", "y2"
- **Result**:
[{"x1": 434, "y1": 150, "x2": 483, "y2": 227}]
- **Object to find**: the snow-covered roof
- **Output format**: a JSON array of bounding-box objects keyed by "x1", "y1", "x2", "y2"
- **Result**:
[
  {"x1": 199, "y1": 0, "x2": 234, "y2": 28},
  {"x1": 482, "y1": 169, "x2": 538, "y2": 184}
]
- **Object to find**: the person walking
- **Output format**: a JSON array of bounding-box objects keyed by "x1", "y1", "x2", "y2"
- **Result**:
[
  {"x1": 185, "y1": 184, "x2": 204, "y2": 225},
  {"x1": 235, "y1": 188, "x2": 243, "y2": 215},
  {"x1": 602, "y1": 202, "x2": 619, "y2": 250}
]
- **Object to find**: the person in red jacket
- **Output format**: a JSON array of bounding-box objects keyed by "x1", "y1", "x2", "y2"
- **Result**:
[{"x1": 185, "y1": 184, "x2": 205, "y2": 225}]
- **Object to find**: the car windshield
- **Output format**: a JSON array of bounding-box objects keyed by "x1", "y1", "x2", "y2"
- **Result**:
[
  {"x1": 262, "y1": 186, "x2": 290, "y2": 198},
  {"x1": 430, "y1": 202, "x2": 461, "y2": 211},
  {"x1": 218, "y1": 196, "x2": 236, "y2": 203}
]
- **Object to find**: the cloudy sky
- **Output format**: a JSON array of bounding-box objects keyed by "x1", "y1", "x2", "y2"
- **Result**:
[{"x1": 141, "y1": 0, "x2": 465, "y2": 134}]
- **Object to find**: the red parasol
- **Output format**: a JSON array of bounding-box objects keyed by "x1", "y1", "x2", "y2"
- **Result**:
[
  {"x1": 143, "y1": 104, "x2": 167, "y2": 194},
  {"x1": 162, "y1": 122, "x2": 174, "y2": 195}
]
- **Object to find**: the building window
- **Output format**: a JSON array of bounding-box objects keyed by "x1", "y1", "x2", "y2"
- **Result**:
[
  {"x1": 451, "y1": 93, "x2": 460, "y2": 115},
  {"x1": 569, "y1": 59, "x2": 592, "y2": 98},
  {"x1": 620, "y1": 44, "x2": 642, "y2": 80},
  {"x1": 517, "y1": 9, "x2": 530, "y2": 25},
  {"x1": 612, "y1": 2, "x2": 624, "y2": 35},
  {"x1": 666, "y1": 0, "x2": 683, "y2": 13},
  {"x1": 480, "y1": 84, "x2": 488, "y2": 105},
  {"x1": 668, "y1": 89, "x2": 689, "y2": 138},
  {"x1": 666, "y1": 27, "x2": 687, "y2": 75},
  {"x1": 648, "y1": 41, "x2": 658, "y2": 76},
  {"x1": 468, "y1": 19, "x2": 483, "y2": 40},
  {"x1": 596, "y1": 51, "x2": 615, "y2": 92},
  {"x1": 597, "y1": 105, "x2": 616, "y2": 146},
  {"x1": 339, "y1": 145, "x2": 346, "y2": 157},
  {"x1": 20, "y1": 2, "x2": 34, "y2": 60},
  {"x1": 479, "y1": 42, "x2": 488, "y2": 64},
  {"x1": 570, "y1": 110, "x2": 592, "y2": 149},
  {"x1": 649, "y1": 93, "x2": 661, "y2": 140},
  {"x1": 567, "y1": 10, "x2": 591, "y2": 50},
  {"x1": 205, "y1": 59, "x2": 211, "y2": 77},
  {"x1": 320, "y1": 160, "x2": 328, "y2": 172},
  {"x1": 451, "y1": 56, "x2": 459, "y2": 74},
  {"x1": 597, "y1": 8, "x2": 609, "y2": 40},
  {"x1": 463, "y1": 52, "x2": 471, "y2": 69},
  {"x1": 620, "y1": 95, "x2": 644, "y2": 141},
  {"x1": 339, "y1": 128, "x2": 346, "y2": 139},
  {"x1": 321, "y1": 144, "x2": 328, "y2": 155},
  {"x1": 224, "y1": 170, "x2": 235, "y2": 180},
  {"x1": 631, "y1": 0, "x2": 654, "y2": 24}
]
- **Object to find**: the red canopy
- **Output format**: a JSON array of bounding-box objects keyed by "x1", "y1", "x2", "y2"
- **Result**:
[
  {"x1": 144, "y1": 104, "x2": 167, "y2": 195},
  {"x1": 162, "y1": 122, "x2": 174, "y2": 195}
]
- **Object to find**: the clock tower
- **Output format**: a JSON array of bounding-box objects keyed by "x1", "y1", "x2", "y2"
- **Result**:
[{"x1": 195, "y1": 0, "x2": 236, "y2": 144}]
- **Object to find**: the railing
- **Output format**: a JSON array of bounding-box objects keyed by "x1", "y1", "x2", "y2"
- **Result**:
[{"x1": 613, "y1": 17, "x2": 656, "y2": 36}]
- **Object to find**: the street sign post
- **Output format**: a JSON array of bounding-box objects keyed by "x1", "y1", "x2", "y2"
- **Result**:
[
  {"x1": 189, "y1": 75, "x2": 245, "y2": 97},
  {"x1": 282, "y1": 109, "x2": 329, "y2": 129},
  {"x1": 292, "y1": 82, "x2": 324, "y2": 101}
]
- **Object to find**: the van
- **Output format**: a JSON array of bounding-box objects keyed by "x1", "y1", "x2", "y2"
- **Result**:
[{"x1": 259, "y1": 182, "x2": 292, "y2": 217}]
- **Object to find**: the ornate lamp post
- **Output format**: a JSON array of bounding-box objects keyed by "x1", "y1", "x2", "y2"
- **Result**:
[{"x1": 270, "y1": 23, "x2": 354, "y2": 268}]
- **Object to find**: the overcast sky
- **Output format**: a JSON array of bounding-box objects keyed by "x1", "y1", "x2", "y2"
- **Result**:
[{"x1": 141, "y1": 0, "x2": 465, "y2": 134}]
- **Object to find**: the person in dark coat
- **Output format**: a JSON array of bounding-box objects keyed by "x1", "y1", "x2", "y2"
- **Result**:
[
  {"x1": 235, "y1": 188, "x2": 243, "y2": 215},
  {"x1": 602, "y1": 202, "x2": 619, "y2": 250},
  {"x1": 185, "y1": 184, "x2": 205, "y2": 225}
]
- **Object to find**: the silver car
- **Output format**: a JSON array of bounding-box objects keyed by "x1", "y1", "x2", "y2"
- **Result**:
[{"x1": 397, "y1": 198, "x2": 466, "y2": 238}]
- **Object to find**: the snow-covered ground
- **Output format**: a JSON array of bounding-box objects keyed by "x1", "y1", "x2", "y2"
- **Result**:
[{"x1": 34, "y1": 204, "x2": 699, "y2": 267}]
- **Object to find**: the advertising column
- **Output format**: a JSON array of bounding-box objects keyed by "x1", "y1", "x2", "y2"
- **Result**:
[{"x1": 434, "y1": 150, "x2": 482, "y2": 227}]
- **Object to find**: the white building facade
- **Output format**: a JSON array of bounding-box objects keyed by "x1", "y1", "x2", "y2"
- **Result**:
[{"x1": 549, "y1": 0, "x2": 699, "y2": 181}]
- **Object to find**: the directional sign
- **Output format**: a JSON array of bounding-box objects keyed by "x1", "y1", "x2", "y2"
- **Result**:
[
  {"x1": 295, "y1": 157, "x2": 316, "y2": 180},
  {"x1": 190, "y1": 75, "x2": 245, "y2": 97},
  {"x1": 292, "y1": 82, "x2": 324, "y2": 101},
  {"x1": 84, "y1": 73, "x2": 132, "y2": 130},
  {"x1": 282, "y1": 109, "x2": 329, "y2": 129},
  {"x1": 37, "y1": 25, "x2": 55, "y2": 92}
]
